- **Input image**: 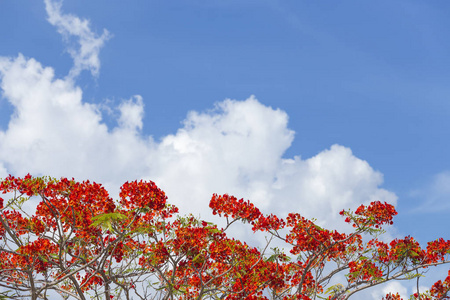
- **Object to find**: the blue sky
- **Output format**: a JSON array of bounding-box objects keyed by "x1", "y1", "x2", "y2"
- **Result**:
[{"x1": 1, "y1": 1, "x2": 450, "y2": 297}]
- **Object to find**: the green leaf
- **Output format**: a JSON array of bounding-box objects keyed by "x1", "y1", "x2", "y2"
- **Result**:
[
  {"x1": 192, "y1": 253, "x2": 202, "y2": 262},
  {"x1": 404, "y1": 272, "x2": 423, "y2": 280},
  {"x1": 265, "y1": 254, "x2": 278, "y2": 262},
  {"x1": 90, "y1": 212, "x2": 128, "y2": 230},
  {"x1": 325, "y1": 283, "x2": 345, "y2": 295}
]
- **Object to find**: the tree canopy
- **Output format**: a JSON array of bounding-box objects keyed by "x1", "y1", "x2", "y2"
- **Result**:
[{"x1": 0, "y1": 175, "x2": 449, "y2": 299}]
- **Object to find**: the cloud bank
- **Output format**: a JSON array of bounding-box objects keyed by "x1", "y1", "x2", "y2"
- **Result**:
[
  {"x1": 0, "y1": 51, "x2": 396, "y2": 231},
  {"x1": 0, "y1": 1, "x2": 397, "y2": 236}
]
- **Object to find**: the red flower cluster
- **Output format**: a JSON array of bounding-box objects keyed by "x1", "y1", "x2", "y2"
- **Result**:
[
  {"x1": 119, "y1": 179, "x2": 167, "y2": 211},
  {"x1": 340, "y1": 200, "x2": 397, "y2": 229},
  {"x1": 210, "y1": 194, "x2": 262, "y2": 221}
]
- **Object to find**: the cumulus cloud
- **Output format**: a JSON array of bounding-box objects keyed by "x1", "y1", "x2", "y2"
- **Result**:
[
  {"x1": 272, "y1": 145, "x2": 397, "y2": 227},
  {"x1": 0, "y1": 0, "x2": 397, "y2": 237},
  {"x1": 148, "y1": 99, "x2": 396, "y2": 231},
  {"x1": 44, "y1": 0, "x2": 111, "y2": 78},
  {"x1": 0, "y1": 54, "x2": 151, "y2": 185},
  {"x1": 0, "y1": 53, "x2": 396, "y2": 232},
  {"x1": 150, "y1": 97, "x2": 295, "y2": 215}
]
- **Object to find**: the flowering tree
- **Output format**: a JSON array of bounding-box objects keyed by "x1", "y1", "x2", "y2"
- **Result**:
[{"x1": 0, "y1": 175, "x2": 449, "y2": 299}]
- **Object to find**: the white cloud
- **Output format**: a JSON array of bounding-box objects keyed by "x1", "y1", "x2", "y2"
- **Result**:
[
  {"x1": 44, "y1": 0, "x2": 111, "y2": 79},
  {"x1": 271, "y1": 145, "x2": 397, "y2": 228},
  {"x1": 148, "y1": 100, "x2": 396, "y2": 232},
  {"x1": 0, "y1": 54, "x2": 151, "y2": 186},
  {"x1": 150, "y1": 96, "x2": 296, "y2": 215},
  {"x1": 0, "y1": 53, "x2": 397, "y2": 233}
]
